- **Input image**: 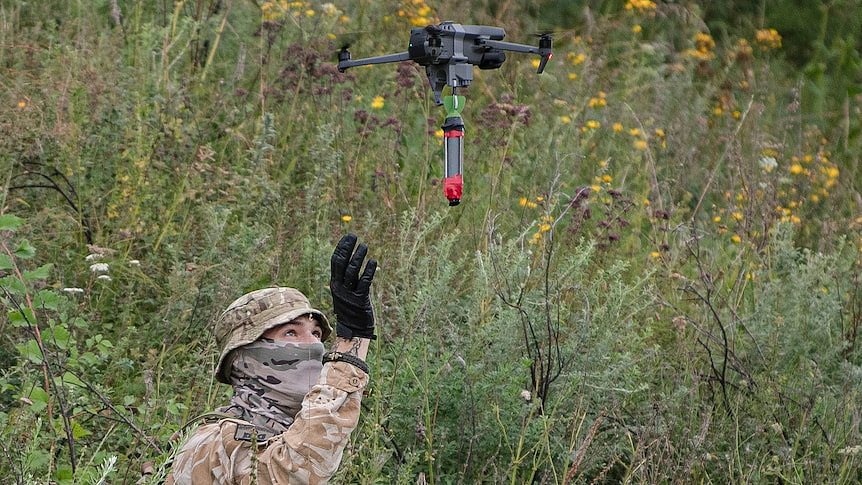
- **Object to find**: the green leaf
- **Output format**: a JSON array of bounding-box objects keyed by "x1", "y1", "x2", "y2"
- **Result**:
[
  {"x1": 55, "y1": 465, "x2": 74, "y2": 482},
  {"x1": 71, "y1": 420, "x2": 91, "y2": 439},
  {"x1": 13, "y1": 240, "x2": 36, "y2": 259},
  {"x1": 80, "y1": 351, "x2": 98, "y2": 365},
  {"x1": 61, "y1": 371, "x2": 84, "y2": 388},
  {"x1": 0, "y1": 275, "x2": 27, "y2": 295},
  {"x1": 8, "y1": 308, "x2": 36, "y2": 327},
  {"x1": 24, "y1": 263, "x2": 53, "y2": 282},
  {"x1": 27, "y1": 449, "x2": 50, "y2": 470},
  {"x1": 0, "y1": 214, "x2": 24, "y2": 231},
  {"x1": 17, "y1": 339, "x2": 43, "y2": 364},
  {"x1": 28, "y1": 386, "x2": 49, "y2": 413},
  {"x1": 0, "y1": 254, "x2": 13, "y2": 270},
  {"x1": 47, "y1": 326, "x2": 71, "y2": 350},
  {"x1": 34, "y1": 289, "x2": 60, "y2": 310}
]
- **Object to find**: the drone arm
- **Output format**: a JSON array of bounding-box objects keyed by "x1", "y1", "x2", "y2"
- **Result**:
[
  {"x1": 480, "y1": 39, "x2": 552, "y2": 73},
  {"x1": 337, "y1": 51, "x2": 412, "y2": 72},
  {"x1": 481, "y1": 39, "x2": 538, "y2": 55}
]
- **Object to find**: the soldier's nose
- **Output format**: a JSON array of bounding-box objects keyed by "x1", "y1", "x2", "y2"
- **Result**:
[{"x1": 294, "y1": 333, "x2": 319, "y2": 344}]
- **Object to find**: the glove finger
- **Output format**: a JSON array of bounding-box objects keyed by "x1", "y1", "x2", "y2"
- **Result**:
[
  {"x1": 343, "y1": 243, "x2": 368, "y2": 290},
  {"x1": 356, "y1": 258, "x2": 377, "y2": 294},
  {"x1": 331, "y1": 234, "x2": 357, "y2": 281}
]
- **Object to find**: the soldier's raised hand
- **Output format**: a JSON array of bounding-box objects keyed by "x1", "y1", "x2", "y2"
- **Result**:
[{"x1": 330, "y1": 234, "x2": 377, "y2": 339}]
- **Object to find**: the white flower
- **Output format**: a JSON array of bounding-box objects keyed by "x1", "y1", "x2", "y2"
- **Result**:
[
  {"x1": 759, "y1": 156, "x2": 777, "y2": 172},
  {"x1": 321, "y1": 3, "x2": 339, "y2": 15},
  {"x1": 89, "y1": 263, "x2": 109, "y2": 273},
  {"x1": 62, "y1": 287, "x2": 84, "y2": 294},
  {"x1": 838, "y1": 445, "x2": 862, "y2": 455},
  {"x1": 97, "y1": 275, "x2": 112, "y2": 281},
  {"x1": 129, "y1": 259, "x2": 141, "y2": 266},
  {"x1": 520, "y1": 389, "x2": 532, "y2": 402},
  {"x1": 85, "y1": 253, "x2": 103, "y2": 261}
]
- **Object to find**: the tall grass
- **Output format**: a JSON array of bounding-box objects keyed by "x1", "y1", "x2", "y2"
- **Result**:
[{"x1": 1, "y1": 0, "x2": 860, "y2": 483}]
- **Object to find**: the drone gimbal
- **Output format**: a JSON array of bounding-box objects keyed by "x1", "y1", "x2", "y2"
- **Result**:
[
  {"x1": 337, "y1": 21, "x2": 553, "y2": 104},
  {"x1": 337, "y1": 21, "x2": 552, "y2": 206}
]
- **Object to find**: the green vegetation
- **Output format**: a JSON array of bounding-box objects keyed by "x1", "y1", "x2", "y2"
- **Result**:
[{"x1": 1, "y1": 0, "x2": 861, "y2": 483}]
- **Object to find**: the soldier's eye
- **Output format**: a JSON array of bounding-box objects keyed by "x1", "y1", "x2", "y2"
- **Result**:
[{"x1": 284, "y1": 329, "x2": 297, "y2": 336}]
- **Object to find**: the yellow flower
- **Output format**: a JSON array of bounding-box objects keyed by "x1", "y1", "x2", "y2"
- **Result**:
[
  {"x1": 539, "y1": 223, "x2": 551, "y2": 233},
  {"x1": 732, "y1": 110, "x2": 741, "y2": 120},
  {"x1": 434, "y1": 129, "x2": 444, "y2": 138},
  {"x1": 341, "y1": 215, "x2": 353, "y2": 222},
  {"x1": 585, "y1": 120, "x2": 600, "y2": 129},
  {"x1": 371, "y1": 96, "x2": 385, "y2": 109},
  {"x1": 305, "y1": 9, "x2": 315, "y2": 16},
  {"x1": 790, "y1": 215, "x2": 801, "y2": 224},
  {"x1": 827, "y1": 167, "x2": 840, "y2": 178},
  {"x1": 519, "y1": 197, "x2": 528, "y2": 207},
  {"x1": 567, "y1": 52, "x2": 586, "y2": 65},
  {"x1": 613, "y1": 122, "x2": 623, "y2": 133},
  {"x1": 810, "y1": 194, "x2": 820, "y2": 203},
  {"x1": 732, "y1": 211, "x2": 743, "y2": 221},
  {"x1": 628, "y1": 128, "x2": 641, "y2": 137},
  {"x1": 713, "y1": 216, "x2": 721, "y2": 223},
  {"x1": 588, "y1": 92, "x2": 607, "y2": 108},
  {"x1": 633, "y1": 139, "x2": 648, "y2": 151},
  {"x1": 567, "y1": 72, "x2": 578, "y2": 80},
  {"x1": 531, "y1": 59, "x2": 541, "y2": 69},
  {"x1": 591, "y1": 185, "x2": 602, "y2": 192},
  {"x1": 536, "y1": 196, "x2": 544, "y2": 202},
  {"x1": 650, "y1": 251, "x2": 661, "y2": 258},
  {"x1": 527, "y1": 201, "x2": 538, "y2": 209},
  {"x1": 632, "y1": 24, "x2": 642, "y2": 34},
  {"x1": 625, "y1": 0, "x2": 657, "y2": 12},
  {"x1": 755, "y1": 28, "x2": 782, "y2": 49},
  {"x1": 713, "y1": 106, "x2": 723, "y2": 116},
  {"x1": 654, "y1": 128, "x2": 665, "y2": 137},
  {"x1": 559, "y1": 115, "x2": 571, "y2": 124},
  {"x1": 731, "y1": 234, "x2": 741, "y2": 244},
  {"x1": 789, "y1": 163, "x2": 803, "y2": 175},
  {"x1": 602, "y1": 174, "x2": 613, "y2": 183},
  {"x1": 17, "y1": 100, "x2": 26, "y2": 109}
]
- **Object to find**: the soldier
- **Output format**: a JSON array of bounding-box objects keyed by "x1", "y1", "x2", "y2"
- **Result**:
[{"x1": 165, "y1": 234, "x2": 377, "y2": 484}]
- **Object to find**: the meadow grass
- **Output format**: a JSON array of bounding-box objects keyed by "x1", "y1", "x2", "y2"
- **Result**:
[{"x1": 1, "y1": 0, "x2": 861, "y2": 483}]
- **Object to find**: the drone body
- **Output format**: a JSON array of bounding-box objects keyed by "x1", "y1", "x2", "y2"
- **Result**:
[
  {"x1": 338, "y1": 21, "x2": 552, "y2": 104},
  {"x1": 337, "y1": 21, "x2": 552, "y2": 204}
]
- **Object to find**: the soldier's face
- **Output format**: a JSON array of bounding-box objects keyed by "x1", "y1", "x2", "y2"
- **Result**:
[{"x1": 260, "y1": 315, "x2": 324, "y2": 344}]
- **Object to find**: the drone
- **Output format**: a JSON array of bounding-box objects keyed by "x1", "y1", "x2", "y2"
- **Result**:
[{"x1": 337, "y1": 22, "x2": 552, "y2": 206}]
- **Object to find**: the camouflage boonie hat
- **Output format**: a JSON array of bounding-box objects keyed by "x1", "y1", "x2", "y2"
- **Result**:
[{"x1": 214, "y1": 287, "x2": 331, "y2": 383}]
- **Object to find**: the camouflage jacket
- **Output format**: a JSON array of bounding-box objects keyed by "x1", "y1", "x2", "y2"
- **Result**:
[{"x1": 165, "y1": 361, "x2": 368, "y2": 484}]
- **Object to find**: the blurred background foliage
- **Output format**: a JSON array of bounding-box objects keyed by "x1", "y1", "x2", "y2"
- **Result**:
[{"x1": 1, "y1": 0, "x2": 861, "y2": 483}]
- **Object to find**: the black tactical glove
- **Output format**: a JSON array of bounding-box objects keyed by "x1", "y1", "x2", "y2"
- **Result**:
[{"x1": 330, "y1": 234, "x2": 377, "y2": 339}]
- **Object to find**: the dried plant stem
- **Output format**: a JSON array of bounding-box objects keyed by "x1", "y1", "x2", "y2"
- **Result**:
[{"x1": 563, "y1": 411, "x2": 605, "y2": 485}]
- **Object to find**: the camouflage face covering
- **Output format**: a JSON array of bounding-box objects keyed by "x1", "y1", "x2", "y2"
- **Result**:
[{"x1": 218, "y1": 340, "x2": 324, "y2": 434}]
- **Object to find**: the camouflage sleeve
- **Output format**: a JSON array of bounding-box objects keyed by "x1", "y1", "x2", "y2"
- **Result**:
[
  {"x1": 258, "y1": 361, "x2": 368, "y2": 483},
  {"x1": 165, "y1": 361, "x2": 368, "y2": 485}
]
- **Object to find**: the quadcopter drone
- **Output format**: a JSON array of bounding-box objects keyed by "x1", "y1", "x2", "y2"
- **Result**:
[{"x1": 337, "y1": 21, "x2": 552, "y2": 206}]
